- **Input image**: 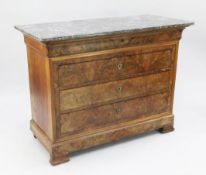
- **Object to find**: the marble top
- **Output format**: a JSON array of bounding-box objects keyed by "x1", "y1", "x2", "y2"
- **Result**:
[{"x1": 15, "y1": 15, "x2": 193, "y2": 42}]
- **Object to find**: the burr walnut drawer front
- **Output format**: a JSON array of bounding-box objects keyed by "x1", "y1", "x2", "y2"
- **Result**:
[
  {"x1": 58, "y1": 48, "x2": 172, "y2": 89},
  {"x1": 59, "y1": 71, "x2": 170, "y2": 112},
  {"x1": 60, "y1": 92, "x2": 169, "y2": 136}
]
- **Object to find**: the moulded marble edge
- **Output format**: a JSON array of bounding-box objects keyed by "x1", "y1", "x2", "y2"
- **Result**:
[{"x1": 14, "y1": 15, "x2": 194, "y2": 42}]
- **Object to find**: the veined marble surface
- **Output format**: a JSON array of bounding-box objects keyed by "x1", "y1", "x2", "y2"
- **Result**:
[{"x1": 15, "y1": 15, "x2": 193, "y2": 42}]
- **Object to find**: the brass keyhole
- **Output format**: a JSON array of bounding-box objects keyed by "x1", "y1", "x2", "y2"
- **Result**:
[
  {"x1": 117, "y1": 85, "x2": 123, "y2": 92},
  {"x1": 117, "y1": 63, "x2": 123, "y2": 70},
  {"x1": 116, "y1": 107, "x2": 122, "y2": 113}
]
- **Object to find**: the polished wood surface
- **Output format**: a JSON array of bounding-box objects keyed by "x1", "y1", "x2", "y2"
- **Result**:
[
  {"x1": 26, "y1": 46, "x2": 55, "y2": 142},
  {"x1": 22, "y1": 27, "x2": 186, "y2": 165},
  {"x1": 58, "y1": 48, "x2": 172, "y2": 89},
  {"x1": 60, "y1": 72, "x2": 170, "y2": 112},
  {"x1": 60, "y1": 92, "x2": 169, "y2": 136}
]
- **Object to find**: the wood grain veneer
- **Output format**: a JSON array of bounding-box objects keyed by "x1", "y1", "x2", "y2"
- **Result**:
[{"x1": 16, "y1": 17, "x2": 193, "y2": 164}]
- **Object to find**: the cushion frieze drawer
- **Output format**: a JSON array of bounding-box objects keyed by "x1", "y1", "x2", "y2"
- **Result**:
[
  {"x1": 60, "y1": 71, "x2": 170, "y2": 112},
  {"x1": 60, "y1": 92, "x2": 169, "y2": 137},
  {"x1": 58, "y1": 48, "x2": 172, "y2": 89}
]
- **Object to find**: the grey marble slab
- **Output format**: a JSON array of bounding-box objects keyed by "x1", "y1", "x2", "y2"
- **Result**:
[{"x1": 15, "y1": 15, "x2": 193, "y2": 42}]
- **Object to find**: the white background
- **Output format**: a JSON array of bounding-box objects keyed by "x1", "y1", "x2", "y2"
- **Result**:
[{"x1": 0, "y1": 0, "x2": 205, "y2": 174}]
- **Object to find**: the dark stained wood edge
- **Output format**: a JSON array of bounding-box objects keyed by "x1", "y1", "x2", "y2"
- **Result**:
[{"x1": 30, "y1": 113, "x2": 174, "y2": 165}]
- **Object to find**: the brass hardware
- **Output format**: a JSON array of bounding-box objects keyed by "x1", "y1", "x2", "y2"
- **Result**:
[
  {"x1": 117, "y1": 85, "x2": 123, "y2": 92},
  {"x1": 117, "y1": 63, "x2": 123, "y2": 70},
  {"x1": 116, "y1": 107, "x2": 122, "y2": 113}
]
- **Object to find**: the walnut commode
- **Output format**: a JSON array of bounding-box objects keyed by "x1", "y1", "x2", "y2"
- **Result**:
[{"x1": 15, "y1": 15, "x2": 193, "y2": 165}]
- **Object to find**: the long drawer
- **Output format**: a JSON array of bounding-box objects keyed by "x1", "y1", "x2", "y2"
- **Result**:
[
  {"x1": 60, "y1": 71, "x2": 170, "y2": 112},
  {"x1": 58, "y1": 48, "x2": 172, "y2": 89},
  {"x1": 60, "y1": 92, "x2": 169, "y2": 136}
]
